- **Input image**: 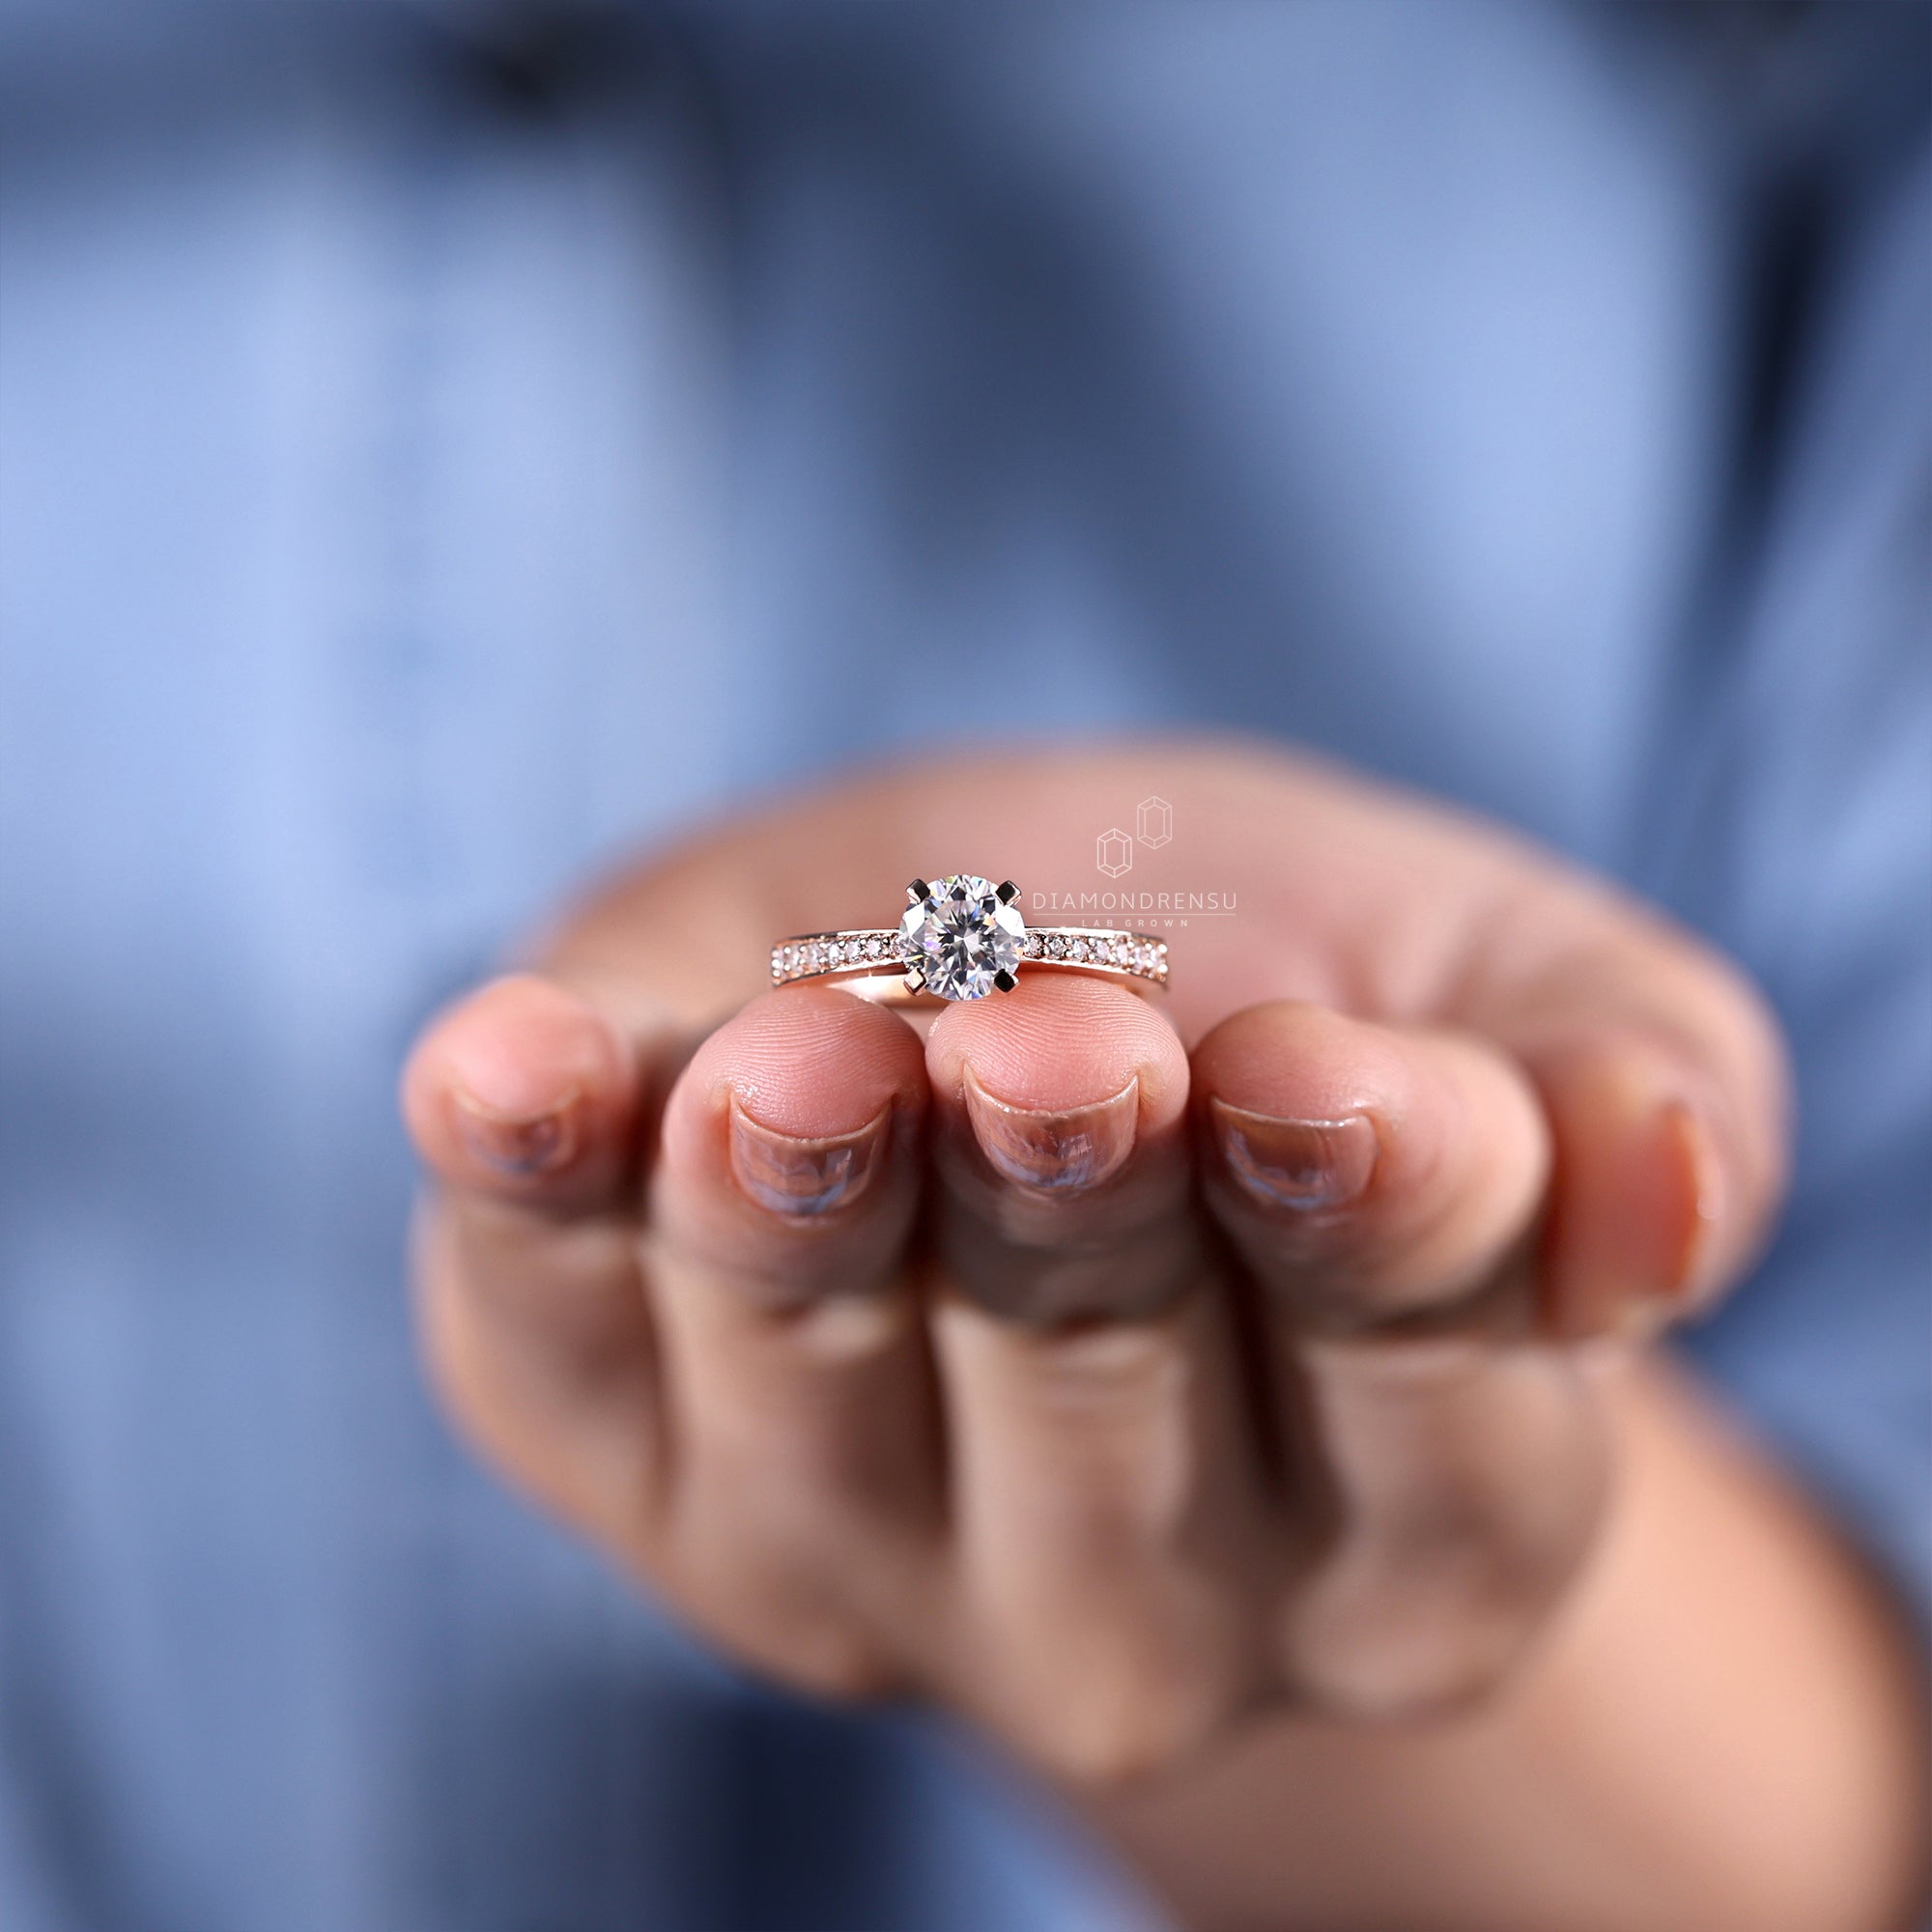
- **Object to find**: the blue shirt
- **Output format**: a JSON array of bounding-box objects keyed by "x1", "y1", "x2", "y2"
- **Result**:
[{"x1": 2, "y1": 5, "x2": 1926, "y2": 1927}]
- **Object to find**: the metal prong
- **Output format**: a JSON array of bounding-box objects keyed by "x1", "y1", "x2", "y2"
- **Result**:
[
  {"x1": 906, "y1": 879, "x2": 929, "y2": 904},
  {"x1": 903, "y1": 967, "x2": 926, "y2": 994},
  {"x1": 996, "y1": 879, "x2": 1019, "y2": 903},
  {"x1": 992, "y1": 968, "x2": 1018, "y2": 992}
]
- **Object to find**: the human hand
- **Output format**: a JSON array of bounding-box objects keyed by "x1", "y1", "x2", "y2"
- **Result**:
[{"x1": 399, "y1": 742, "x2": 1787, "y2": 1779}]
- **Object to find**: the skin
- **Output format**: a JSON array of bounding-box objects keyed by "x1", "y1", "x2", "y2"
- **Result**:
[{"x1": 400, "y1": 741, "x2": 1927, "y2": 1932}]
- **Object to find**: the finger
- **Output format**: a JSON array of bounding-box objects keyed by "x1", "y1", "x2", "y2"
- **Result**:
[
  {"x1": 1469, "y1": 922, "x2": 1792, "y2": 1337},
  {"x1": 402, "y1": 970, "x2": 645, "y2": 1217},
  {"x1": 644, "y1": 987, "x2": 939, "y2": 1694},
  {"x1": 1192, "y1": 1001, "x2": 1549, "y2": 1334},
  {"x1": 1278, "y1": 1335, "x2": 1609, "y2": 1719},
  {"x1": 920, "y1": 978, "x2": 1276, "y2": 1776},
  {"x1": 1188, "y1": 1002, "x2": 1607, "y2": 1715},
  {"x1": 399, "y1": 972, "x2": 677, "y2": 1547},
  {"x1": 651, "y1": 986, "x2": 929, "y2": 1308},
  {"x1": 923, "y1": 974, "x2": 1197, "y2": 1321},
  {"x1": 936, "y1": 1289, "x2": 1287, "y2": 1779}
]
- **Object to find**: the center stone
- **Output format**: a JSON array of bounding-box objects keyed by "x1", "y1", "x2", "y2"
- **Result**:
[{"x1": 899, "y1": 874, "x2": 1026, "y2": 1001}]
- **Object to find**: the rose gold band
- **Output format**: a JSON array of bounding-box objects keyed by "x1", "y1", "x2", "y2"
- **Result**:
[{"x1": 771, "y1": 926, "x2": 1169, "y2": 1001}]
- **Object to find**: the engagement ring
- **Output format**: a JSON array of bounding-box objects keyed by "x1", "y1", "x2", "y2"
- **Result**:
[{"x1": 772, "y1": 874, "x2": 1169, "y2": 1004}]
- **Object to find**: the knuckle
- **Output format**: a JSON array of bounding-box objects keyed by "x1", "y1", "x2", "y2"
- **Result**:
[
  {"x1": 997, "y1": 1630, "x2": 1252, "y2": 1788},
  {"x1": 768, "y1": 1622, "x2": 900, "y2": 1705},
  {"x1": 1284, "y1": 1580, "x2": 1545, "y2": 1721},
  {"x1": 1292, "y1": 1617, "x2": 1531, "y2": 1721},
  {"x1": 679, "y1": 1566, "x2": 899, "y2": 1706},
  {"x1": 665, "y1": 1508, "x2": 911, "y2": 1709},
  {"x1": 1019, "y1": 1320, "x2": 1193, "y2": 1424},
  {"x1": 937, "y1": 1207, "x2": 1198, "y2": 1323},
  {"x1": 1027, "y1": 1678, "x2": 1227, "y2": 1788}
]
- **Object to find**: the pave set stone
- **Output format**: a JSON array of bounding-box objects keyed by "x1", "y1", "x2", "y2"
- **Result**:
[
  {"x1": 1018, "y1": 930, "x2": 1168, "y2": 977},
  {"x1": 771, "y1": 932, "x2": 901, "y2": 980},
  {"x1": 772, "y1": 870, "x2": 1169, "y2": 999}
]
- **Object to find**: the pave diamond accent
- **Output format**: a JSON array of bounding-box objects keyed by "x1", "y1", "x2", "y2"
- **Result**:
[
  {"x1": 898, "y1": 873, "x2": 1027, "y2": 1002},
  {"x1": 772, "y1": 903, "x2": 1168, "y2": 995}
]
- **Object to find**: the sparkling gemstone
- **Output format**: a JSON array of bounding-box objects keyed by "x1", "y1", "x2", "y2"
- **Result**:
[{"x1": 898, "y1": 873, "x2": 1026, "y2": 1001}]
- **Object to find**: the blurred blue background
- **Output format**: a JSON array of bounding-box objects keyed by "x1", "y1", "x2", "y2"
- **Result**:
[{"x1": 1, "y1": 5, "x2": 1926, "y2": 1927}]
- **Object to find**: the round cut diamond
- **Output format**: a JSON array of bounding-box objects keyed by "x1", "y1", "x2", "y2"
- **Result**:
[{"x1": 899, "y1": 874, "x2": 1025, "y2": 1001}]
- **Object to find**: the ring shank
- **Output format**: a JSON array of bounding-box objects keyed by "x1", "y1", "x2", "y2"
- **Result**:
[{"x1": 770, "y1": 925, "x2": 1169, "y2": 1003}]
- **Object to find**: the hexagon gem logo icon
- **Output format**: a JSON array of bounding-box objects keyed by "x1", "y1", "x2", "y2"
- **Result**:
[
  {"x1": 1095, "y1": 828, "x2": 1134, "y2": 878},
  {"x1": 1136, "y1": 795, "x2": 1173, "y2": 848}
]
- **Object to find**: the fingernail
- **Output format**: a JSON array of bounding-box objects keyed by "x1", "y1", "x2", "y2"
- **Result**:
[
  {"x1": 728, "y1": 1094, "x2": 894, "y2": 1216},
  {"x1": 1652, "y1": 1097, "x2": 1726, "y2": 1302},
  {"x1": 962, "y1": 1065, "x2": 1139, "y2": 1192},
  {"x1": 452, "y1": 1085, "x2": 581, "y2": 1177},
  {"x1": 1209, "y1": 1098, "x2": 1378, "y2": 1210}
]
